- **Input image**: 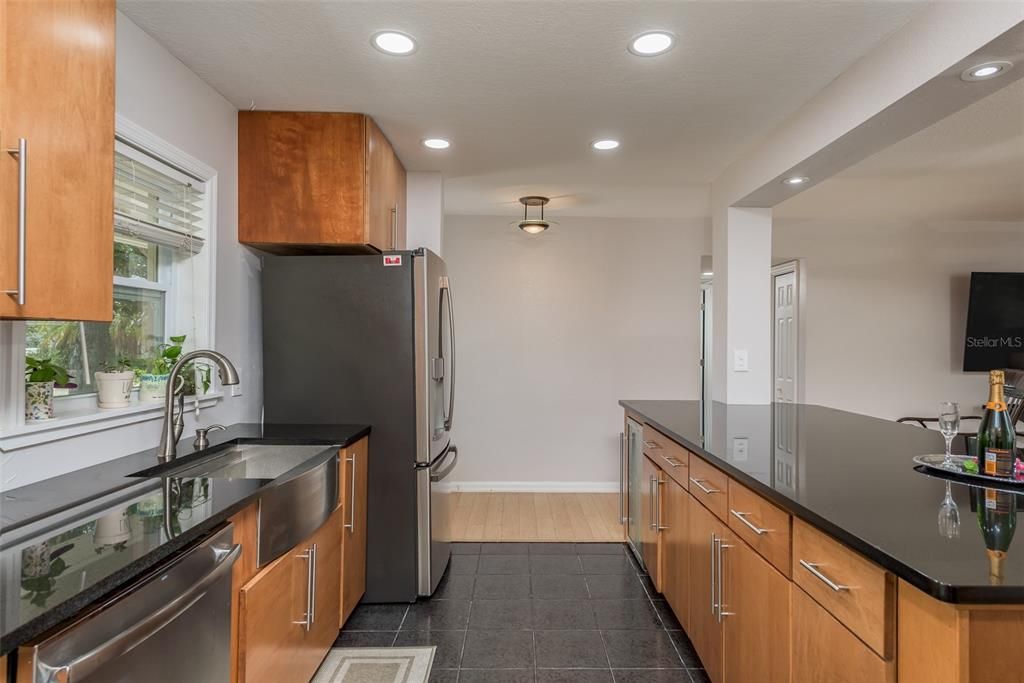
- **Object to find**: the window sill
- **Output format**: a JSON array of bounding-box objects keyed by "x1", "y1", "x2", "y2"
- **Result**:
[{"x1": 0, "y1": 392, "x2": 224, "y2": 452}]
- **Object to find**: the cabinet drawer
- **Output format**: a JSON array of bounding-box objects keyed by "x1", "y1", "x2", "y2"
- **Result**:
[
  {"x1": 727, "y1": 480, "x2": 792, "y2": 577},
  {"x1": 688, "y1": 455, "x2": 729, "y2": 521},
  {"x1": 792, "y1": 586, "x2": 895, "y2": 682},
  {"x1": 642, "y1": 425, "x2": 689, "y2": 487},
  {"x1": 792, "y1": 519, "x2": 895, "y2": 658}
]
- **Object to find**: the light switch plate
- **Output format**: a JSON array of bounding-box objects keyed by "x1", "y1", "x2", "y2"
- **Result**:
[
  {"x1": 733, "y1": 349, "x2": 749, "y2": 372},
  {"x1": 733, "y1": 437, "x2": 749, "y2": 461},
  {"x1": 231, "y1": 385, "x2": 243, "y2": 397}
]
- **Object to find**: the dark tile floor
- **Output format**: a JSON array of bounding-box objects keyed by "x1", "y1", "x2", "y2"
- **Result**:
[{"x1": 334, "y1": 542, "x2": 708, "y2": 682}]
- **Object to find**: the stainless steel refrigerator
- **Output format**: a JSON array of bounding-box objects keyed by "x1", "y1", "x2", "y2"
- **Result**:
[{"x1": 261, "y1": 249, "x2": 457, "y2": 601}]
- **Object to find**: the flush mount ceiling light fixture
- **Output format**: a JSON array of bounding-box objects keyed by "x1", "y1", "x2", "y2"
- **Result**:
[
  {"x1": 960, "y1": 60, "x2": 1013, "y2": 81},
  {"x1": 782, "y1": 175, "x2": 809, "y2": 186},
  {"x1": 628, "y1": 31, "x2": 676, "y2": 57},
  {"x1": 422, "y1": 138, "x2": 451, "y2": 150},
  {"x1": 512, "y1": 196, "x2": 557, "y2": 235},
  {"x1": 592, "y1": 139, "x2": 620, "y2": 151},
  {"x1": 371, "y1": 31, "x2": 418, "y2": 56}
]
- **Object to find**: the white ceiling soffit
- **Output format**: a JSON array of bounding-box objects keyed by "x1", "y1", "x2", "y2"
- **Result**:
[
  {"x1": 117, "y1": 0, "x2": 928, "y2": 219},
  {"x1": 776, "y1": 77, "x2": 1024, "y2": 221},
  {"x1": 740, "y1": 19, "x2": 1024, "y2": 211}
]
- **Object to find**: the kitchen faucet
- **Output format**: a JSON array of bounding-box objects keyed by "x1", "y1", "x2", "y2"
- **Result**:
[{"x1": 158, "y1": 350, "x2": 240, "y2": 462}]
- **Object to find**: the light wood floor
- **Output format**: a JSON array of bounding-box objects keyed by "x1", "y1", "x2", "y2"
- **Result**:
[{"x1": 448, "y1": 492, "x2": 625, "y2": 542}]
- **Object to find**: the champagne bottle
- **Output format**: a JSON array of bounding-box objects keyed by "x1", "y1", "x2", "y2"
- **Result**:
[
  {"x1": 973, "y1": 487, "x2": 1017, "y2": 585},
  {"x1": 977, "y1": 370, "x2": 1017, "y2": 478}
]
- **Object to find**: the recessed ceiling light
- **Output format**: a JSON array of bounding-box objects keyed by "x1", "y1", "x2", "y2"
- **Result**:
[
  {"x1": 372, "y1": 31, "x2": 417, "y2": 56},
  {"x1": 422, "y1": 138, "x2": 451, "y2": 150},
  {"x1": 592, "y1": 139, "x2": 620, "y2": 151},
  {"x1": 960, "y1": 61, "x2": 1013, "y2": 81},
  {"x1": 628, "y1": 31, "x2": 676, "y2": 57},
  {"x1": 782, "y1": 176, "x2": 809, "y2": 186}
]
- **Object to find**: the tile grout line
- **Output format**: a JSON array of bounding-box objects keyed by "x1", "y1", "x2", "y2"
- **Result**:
[{"x1": 391, "y1": 605, "x2": 410, "y2": 647}]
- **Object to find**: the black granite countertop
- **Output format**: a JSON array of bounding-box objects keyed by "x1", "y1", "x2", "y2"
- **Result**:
[
  {"x1": 620, "y1": 400, "x2": 1023, "y2": 604},
  {"x1": 0, "y1": 423, "x2": 370, "y2": 656}
]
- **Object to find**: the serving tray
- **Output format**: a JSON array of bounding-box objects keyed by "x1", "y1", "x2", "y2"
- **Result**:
[{"x1": 912, "y1": 453, "x2": 1024, "y2": 487}]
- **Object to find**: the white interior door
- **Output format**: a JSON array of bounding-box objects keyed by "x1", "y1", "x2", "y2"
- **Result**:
[{"x1": 772, "y1": 270, "x2": 797, "y2": 403}]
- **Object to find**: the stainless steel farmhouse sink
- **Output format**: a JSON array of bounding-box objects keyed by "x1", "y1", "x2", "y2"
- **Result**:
[{"x1": 134, "y1": 441, "x2": 340, "y2": 566}]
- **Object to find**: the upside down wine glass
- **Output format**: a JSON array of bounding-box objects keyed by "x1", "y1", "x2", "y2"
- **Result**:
[{"x1": 939, "y1": 402, "x2": 960, "y2": 470}]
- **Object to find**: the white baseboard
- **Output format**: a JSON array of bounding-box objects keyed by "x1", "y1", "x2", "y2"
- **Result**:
[{"x1": 437, "y1": 481, "x2": 619, "y2": 493}]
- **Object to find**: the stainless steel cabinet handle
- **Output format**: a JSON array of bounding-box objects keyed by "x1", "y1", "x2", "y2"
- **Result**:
[
  {"x1": 730, "y1": 510, "x2": 771, "y2": 535},
  {"x1": 648, "y1": 476, "x2": 656, "y2": 530},
  {"x1": 391, "y1": 205, "x2": 398, "y2": 248},
  {"x1": 798, "y1": 560, "x2": 850, "y2": 592},
  {"x1": 619, "y1": 432, "x2": 626, "y2": 524},
  {"x1": 4, "y1": 139, "x2": 26, "y2": 305},
  {"x1": 293, "y1": 547, "x2": 314, "y2": 631},
  {"x1": 345, "y1": 455, "x2": 356, "y2": 531},
  {"x1": 663, "y1": 455, "x2": 683, "y2": 468},
  {"x1": 718, "y1": 540, "x2": 735, "y2": 622},
  {"x1": 689, "y1": 478, "x2": 721, "y2": 495},
  {"x1": 643, "y1": 440, "x2": 661, "y2": 450},
  {"x1": 655, "y1": 477, "x2": 668, "y2": 530},
  {"x1": 710, "y1": 532, "x2": 717, "y2": 616},
  {"x1": 309, "y1": 543, "x2": 317, "y2": 626}
]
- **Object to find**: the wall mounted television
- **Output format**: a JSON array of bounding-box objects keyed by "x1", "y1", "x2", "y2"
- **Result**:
[{"x1": 963, "y1": 272, "x2": 1024, "y2": 371}]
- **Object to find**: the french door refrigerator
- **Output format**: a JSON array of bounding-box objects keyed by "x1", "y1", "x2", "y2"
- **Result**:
[{"x1": 261, "y1": 249, "x2": 457, "y2": 601}]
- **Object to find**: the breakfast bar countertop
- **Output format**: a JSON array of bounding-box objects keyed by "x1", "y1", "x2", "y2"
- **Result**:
[
  {"x1": 621, "y1": 399, "x2": 1023, "y2": 604},
  {"x1": 0, "y1": 423, "x2": 370, "y2": 656}
]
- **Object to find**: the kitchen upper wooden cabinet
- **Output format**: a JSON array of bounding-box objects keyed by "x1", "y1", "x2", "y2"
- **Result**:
[
  {"x1": 640, "y1": 455, "x2": 663, "y2": 592},
  {"x1": 238, "y1": 112, "x2": 406, "y2": 253},
  {"x1": 722, "y1": 534, "x2": 791, "y2": 683},
  {"x1": 0, "y1": 0, "x2": 115, "y2": 321},
  {"x1": 340, "y1": 437, "x2": 369, "y2": 624},
  {"x1": 660, "y1": 474, "x2": 690, "y2": 631},
  {"x1": 238, "y1": 508, "x2": 342, "y2": 683}
]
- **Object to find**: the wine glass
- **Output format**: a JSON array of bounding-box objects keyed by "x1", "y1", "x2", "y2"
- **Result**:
[
  {"x1": 938, "y1": 402, "x2": 960, "y2": 470},
  {"x1": 937, "y1": 481, "x2": 960, "y2": 539}
]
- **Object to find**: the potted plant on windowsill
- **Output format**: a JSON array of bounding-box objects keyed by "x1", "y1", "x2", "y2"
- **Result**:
[
  {"x1": 25, "y1": 357, "x2": 76, "y2": 421},
  {"x1": 139, "y1": 335, "x2": 186, "y2": 403},
  {"x1": 94, "y1": 358, "x2": 135, "y2": 409}
]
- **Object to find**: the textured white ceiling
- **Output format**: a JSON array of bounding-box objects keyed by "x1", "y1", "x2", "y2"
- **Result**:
[
  {"x1": 777, "y1": 77, "x2": 1024, "y2": 222},
  {"x1": 118, "y1": 0, "x2": 928, "y2": 218}
]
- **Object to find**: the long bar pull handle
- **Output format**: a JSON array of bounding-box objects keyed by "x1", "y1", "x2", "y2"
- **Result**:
[
  {"x1": 619, "y1": 432, "x2": 626, "y2": 524},
  {"x1": 643, "y1": 440, "x2": 661, "y2": 450},
  {"x1": 663, "y1": 455, "x2": 684, "y2": 468},
  {"x1": 655, "y1": 477, "x2": 668, "y2": 530},
  {"x1": 4, "y1": 139, "x2": 26, "y2": 305},
  {"x1": 798, "y1": 560, "x2": 850, "y2": 592},
  {"x1": 345, "y1": 455, "x2": 356, "y2": 531},
  {"x1": 710, "y1": 532, "x2": 717, "y2": 617},
  {"x1": 718, "y1": 541, "x2": 735, "y2": 622},
  {"x1": 309, "y1": 543, "x2": 317, "y2": 626},
  {"x1": 730, "y1": 509, "x2": 772, "y2": 535},
  {"x1": 293, "y1": 547, "x2": 313, "y2": 631},
  {"x1": 689, "y1": 478, "x2": 721, "y2": 495},
  {"x1": 648, "y1": 476, "x2": 656, "y2": 530}
]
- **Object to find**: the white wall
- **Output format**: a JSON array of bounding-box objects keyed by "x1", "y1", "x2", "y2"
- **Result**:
[
  {"x1": 0, "y1": 13, "x2": 261, "y2": 488},
  {"x1": 443, "y1": 215, "x2": 707, "y2": 489},
  {"x1": 773, "y1": 219, "x2": 1024, "y2": 421},
  {"x1": 406, "y1": 172, "x2": 444, "y2": 255}
]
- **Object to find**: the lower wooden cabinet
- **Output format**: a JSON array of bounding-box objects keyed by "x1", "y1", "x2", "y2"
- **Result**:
[
  {"x1": 640, "y1": 455, "x2": 663, "y2": 591},
  {"x1": 722, "y1": 535, "x2": 791, "y2": 683},
  {"x1": 238, "y1": 508, "x2": 343, "y2": 683},
  {"x1": 688, "y1": 497, "x2": 726, "y2": 683},
  {"x1": 340, "y1": 437, "x2": 369, "y2": 624},
  {"x1": 660, "y1": 475, "x2": 690, "y2": 631},
  {"x1": 793, "y1": 586, "x2": 895, "y2": 683}
]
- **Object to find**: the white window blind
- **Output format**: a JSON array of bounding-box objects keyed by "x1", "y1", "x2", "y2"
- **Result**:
[{"x1": 114, "y1": 140, "x2": 207, "y2": 253}]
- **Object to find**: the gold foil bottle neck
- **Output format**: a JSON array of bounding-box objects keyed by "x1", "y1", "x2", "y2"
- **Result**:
[{"x1": 988, "y1": 549, "x2": 1007, "y2": 585}]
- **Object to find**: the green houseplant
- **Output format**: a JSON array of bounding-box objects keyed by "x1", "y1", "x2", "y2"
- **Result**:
[
  {"x1": 25, "y1": 357, "x2": 74, "y2": 421},
  {"x1": 138, "y1": 335, "x2": 213, "y2": 401},
  {"x1": 94, "y1": 357, "x2": 135, "y2": 409}
]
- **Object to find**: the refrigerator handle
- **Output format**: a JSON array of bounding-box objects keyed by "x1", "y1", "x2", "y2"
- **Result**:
[{"x1": 441, "y1": 278, "x2": 456, "y2": 432}]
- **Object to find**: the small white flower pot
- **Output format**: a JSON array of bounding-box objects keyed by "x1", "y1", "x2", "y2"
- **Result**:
[
  {"x1": 95, "y1": 371, "x2": 134, "y2": 409},
  {"x1": 25, "y1": 381, "x2": 55, "y2": 421},
  {"x1": 139, "y1": 373, "x2": 170, "y2": 403}
]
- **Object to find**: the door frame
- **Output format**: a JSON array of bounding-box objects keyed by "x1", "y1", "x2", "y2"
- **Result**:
[{"x1": 770, "y1": 260, "x2": 805, "y2": 405}]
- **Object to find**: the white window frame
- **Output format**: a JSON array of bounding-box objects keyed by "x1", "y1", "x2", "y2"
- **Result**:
[{"x1": 0, "y1": 116, "x2": 221, "y2": 450}]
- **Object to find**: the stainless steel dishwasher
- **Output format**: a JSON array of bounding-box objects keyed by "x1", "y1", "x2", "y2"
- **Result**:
[{"x1": 18, "y1": 524, "x2": 239, "y2": 683}]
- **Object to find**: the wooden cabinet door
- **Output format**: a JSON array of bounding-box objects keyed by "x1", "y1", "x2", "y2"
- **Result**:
[
  {"x1": 301, "y1": 510, "x2": 342, "y2": 673},
  {"x1": 238, "y1": 550, "x2": 306, "y2": 683},
  {"x1": 661, "y1": 476, "x2": 690, "y2": 631},
  {"x1": 688, "y1": 497, "x2": 725, "y2": 683},
  {"x1": 391, "y1": 149, "x2": 407, "y2": 249},
  {"x1": 365, "y1": 118, "x2": 401, "y2": 251},
  {"x1": 640, "y1": 455, "x2": 662, "y2": 591},
  {"x1": 1, "y1": 0, "x2": 114, "y2": 321},
  {"x1": 722, "y1": 538, "x2": 790, "y2": 683},
  {"x1": 340, "y1": 437, "x2": 369, "y2": 624}
]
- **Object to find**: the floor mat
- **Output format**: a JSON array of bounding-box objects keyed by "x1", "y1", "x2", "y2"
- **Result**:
[{"x1": 312, "y1": 647, "x2": 435, "y2": 683}]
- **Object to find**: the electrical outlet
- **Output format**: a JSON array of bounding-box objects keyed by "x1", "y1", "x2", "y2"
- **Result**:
[
  {"x1": 733, "y1": 349, "x2": 749, "y2": 372},
  {"x1": 733, "y1": 437, "x2": 749, "y2": 461}
]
